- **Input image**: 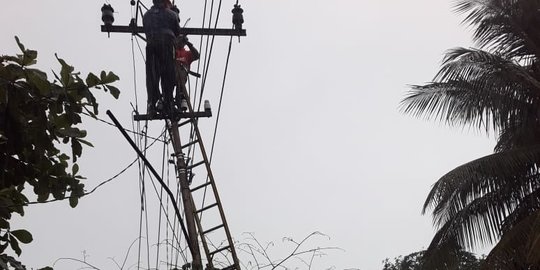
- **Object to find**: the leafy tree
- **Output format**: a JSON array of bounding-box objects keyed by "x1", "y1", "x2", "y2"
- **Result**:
[
  {"x1": 401, "y1": 0, "x2": 540, "y2": 268},
  {"x1": 0, "y1": 37, "x2": 119, "y2": 265},
  {"x1": 382, "y1": 250, "x2": 482, "y2": 270}
]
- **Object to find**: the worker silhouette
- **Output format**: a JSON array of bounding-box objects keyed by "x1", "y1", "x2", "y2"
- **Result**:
[
  {"x1": 174, "y1": 35, "x2": 200, "y2": 110},
  {"x1": 143, "y1": 0, "x2": 180, "y2": 115}
]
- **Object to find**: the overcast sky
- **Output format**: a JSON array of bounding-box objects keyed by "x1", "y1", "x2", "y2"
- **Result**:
[{"x1": 2, "y1": 1, "x2": 495, "y2": 269}]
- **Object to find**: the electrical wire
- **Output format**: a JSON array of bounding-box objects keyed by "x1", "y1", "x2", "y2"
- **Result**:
[
  {"x1": 82, "y1": 111, "x2": 166, "y2": 143},
  {"x1": 20, "y1": 157, "x2": 138, "y2": 206},
  {"x1": 208, "y1": 36, "x2": 233, "y2": 164},
  {"x1": 131, "y1": 35, "x2": 140, "y2": 111},
  {"x1": 120, "y1": 0, "x2": 242, "y2": 266},
  {"x1": 155, "y1": 131, "x2": 168, "y2": 269},
  {"x1": 198, "y1": 36, "x2": 234, "y2": 222}
]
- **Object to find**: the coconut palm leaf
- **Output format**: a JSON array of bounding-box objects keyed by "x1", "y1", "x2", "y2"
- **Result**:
[
  {"x1": 495, "y1": 122, "x2": 540, "y2": 152},
  {"x1": 454, "y1": 0, "x2": 540, "y2": 59},
  {"x1": 403, "y1": 1, "x2": 540, "y2": 268},
  {"x1": 422, "y1": 145, "x2": 540, "y2": 250},
  {"x1": 482, "y1": 209, "x2": 540, "y2": 269},
  {"x1": 401, "y1": 48, "x2": 540, "y2": 133}
]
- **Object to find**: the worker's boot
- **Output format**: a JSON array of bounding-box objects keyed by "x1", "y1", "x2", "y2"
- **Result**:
[
  {"x1": 156, "y1": 99, "x2": 164, "y2": 113},
  {"x1": 147, "y1": 102, "x2": 156, "y2": 116}
]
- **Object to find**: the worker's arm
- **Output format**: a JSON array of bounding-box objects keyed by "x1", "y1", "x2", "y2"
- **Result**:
[
  {"x1": 168, "y1": 10, "x2": 181, "y2": 36},
  {"x1": 186, "y1": 41, "x2": 200, "y2": 61}
]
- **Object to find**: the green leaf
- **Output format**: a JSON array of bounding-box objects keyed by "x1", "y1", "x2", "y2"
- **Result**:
[
  {"x1": 0, "y1": 243, "x2": 7, "y2": 254},
  {"x1": 26, "y1": 68, "x2": 50, "y2": 95},
  {"x1": 104, "y1": 85, "x2": 120, "y2": 99},
  {"x1": 100, "y1": 71, "x2": 119, "y2": 84},
  {"x1": 72, "y1": 163, "x2": 79, "y2": 175},
  {"x1": 57, "y1": 127, "x2": 86, "y2": 138},
  {"x1": 71, "y1": 139, "x2": 82, "y2": 162},
  {"x1": 69, "y1": 196, "x2": 78, "y2": 208},
  {"x1": 55, "y1": 54, "x2": 74, "y2": 87},
  {"x1": 85, "y1": 73, "x2": 100, "y2": 88},
  {"x1": 0, "y1": 219, "x2": 9, "y2": 229},
  {"x1": 77, "y1": 138, "x2": 94, "y2": 147},
  {"x1": 36, "y1": 192, "x2": 49, "y2": 203},
  {"x1": 10, "y1": 230, "x2": 32, "y2": 244},
  {"x1": 12, "y1": 36, "x2": 37, "y2": 66},
  {"x1": 22, "y1": 50, "x2": 37, "y2": 66},
  {"x1": 14, "y1": 36, "x2": 25, "y2": 53},
  {"x1": 8, "y1": 236, "x2": 21, "y2": 256}
]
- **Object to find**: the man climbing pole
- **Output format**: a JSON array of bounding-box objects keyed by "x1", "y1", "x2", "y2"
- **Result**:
[
  {"x1": 143, "y1": 0, "x2": 181, "y2": 115},
  {"x1": 174, "y1": 35, "x2": 200, "y2": 111}
]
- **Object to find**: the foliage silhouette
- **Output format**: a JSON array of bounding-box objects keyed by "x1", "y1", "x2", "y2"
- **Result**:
[
  {"x1": 0, "y1": 36, "x2": 119, "y2": 266},
  {"x1": 401, "y1": 0, "x2": 540, "y2": 268}
]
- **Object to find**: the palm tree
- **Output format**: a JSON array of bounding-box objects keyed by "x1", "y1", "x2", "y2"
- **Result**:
[{"x1": 401, "y1": 0, "x2": 540, "y2": 268}]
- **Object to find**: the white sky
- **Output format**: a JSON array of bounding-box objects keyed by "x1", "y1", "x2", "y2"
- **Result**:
[{"x1": 1, "y1": 1, "x2": 495, "y2": 269}]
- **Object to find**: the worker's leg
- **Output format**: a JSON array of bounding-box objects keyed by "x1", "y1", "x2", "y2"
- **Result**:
[
  {"x1": 175, "y1": 65, "x2": 188, "y2": 107},
  {"x1": 159, "y1": 38, "x2": 176, "y2": 113},
  {"x1": 145, "y1": 42, "x2": 159, "y2": 113}
]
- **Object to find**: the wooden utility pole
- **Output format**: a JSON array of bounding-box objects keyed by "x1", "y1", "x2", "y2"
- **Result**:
[
  {"x1": 102, "y1": 2, "x2": 245, "y2": 268},
  {"x1": 168, "y1": 120, "x2": 203, "y2": 270}
]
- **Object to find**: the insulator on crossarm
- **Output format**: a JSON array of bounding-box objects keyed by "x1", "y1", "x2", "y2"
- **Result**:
[
  {"x1": 232, "y1": 4, "x2": 244, "y2": 30},
  {"x1": 204, "y1": 100, "x2": 211, "y2": 112},
  {"x1": 101, "y1": 4, "x2": 115, "y2": 38},
  {"x1": 181, "y1": 99, "x2": 188, "y2": 111},
  {"x1": 101, "y1": 4, "x2": 115, "y2": 26}
]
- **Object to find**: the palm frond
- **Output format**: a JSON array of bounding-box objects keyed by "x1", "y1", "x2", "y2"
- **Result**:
[
  {"x1": 421, "y1": 236, "x2": 469, "y2": 270},
  {"x1": 402, "y1": 47, "x2": 540, "y2": 133},
  {"x1": 482, "y1": 209, "x2": 540, "y2": 269},
  {"x1": 405, "y1": 1, "x2": 540, "y2": 267},
  {"x1": 422, "y1": 146, "x2": 540, "y2": 249},
  {"x1": 495, "y1": 122, "x2": 540, "y2": 152},
  {"x1": 453, "y1": 0, "x2": 540, "y2": 59}
]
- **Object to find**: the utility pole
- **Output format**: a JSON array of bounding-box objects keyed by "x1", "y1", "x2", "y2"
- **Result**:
[
  {"x1": 102, "y1": 2, "x2": 245, "y2": 268},
  {"x1": 168, "y1": 120, "x2": 203, "y2": 270}
]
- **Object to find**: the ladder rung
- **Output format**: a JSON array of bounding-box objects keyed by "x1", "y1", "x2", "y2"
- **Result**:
[
  {"x1": 190, "y1": 181, "x2": 211, "y2": 192},
  {"x1": 202, "y1": 224, "x2": 224, "y2": 235},
  {"x1": 186, "y1": 160, "x2": 205, "y2": 170},
  {"x1": 221, "y1": 265, "x2": 237, "y2": 270},
  {"x1": 208, "y1": 245, "x2": 230, "y2": 257},
  {"x1": 179, "y1": 119, "x2": 192, "y2": 127},
  {"x1": 196, "y1": 203, "x2": 218, "y2": 214},
  {"x1": 182, "y1": 139, "x2": 199, "y2": 149}
]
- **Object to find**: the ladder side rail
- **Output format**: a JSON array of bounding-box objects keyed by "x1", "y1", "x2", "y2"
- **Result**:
[
  {"x1": 188, "y1": 184, "x2": 215, "y2": 270},
  {"x1": 175, "y1": 121, "x2": 225, "y2": 270},
  {"x1": 181, "y1": 85, "x2": 241, "y2": 269},
  {"x1": 189, "y1": 119, "x2": 241, "y2": 269}
]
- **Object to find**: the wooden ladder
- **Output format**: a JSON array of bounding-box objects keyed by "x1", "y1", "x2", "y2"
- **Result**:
[{"x1": 167, "y1": 97, "x2": 241, "y2": 270}]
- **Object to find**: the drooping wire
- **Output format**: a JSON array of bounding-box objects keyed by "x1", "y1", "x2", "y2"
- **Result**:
[
  {"x1": 82, "y1": 111, "x2": 165, "y2": 142},
  {"x1": 208, "y1": 36, "x2": 233, "y2": 164},
  {"x1": 137, "y1": 123, "x2": 151, "y2": 270},
  {"x1": 129, "y1": 1, "x2": 190, "y2": 267},
  {"x1": 183, "y1": 0, "x2": 227, "y2": 171},
  {"x1": 126, "y1": 0, "x2": 241, "y2": 266},
  {"x1": 131, "y1": 35, "x2": 140, "y2": 111},
  {"x1": 198, "y1": 36, "x2": 234, "y2": 221},
  {"x1": 155, "y1": 130, "x2": 168, "y2": 269},
  {"x1": 192, "y1": 0, "x2": 225, "y2": 110},
  {"x1": 18, "y1": 157, "x2": 138, "y2": 206}
]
